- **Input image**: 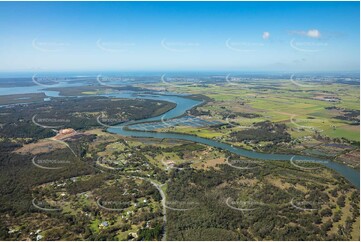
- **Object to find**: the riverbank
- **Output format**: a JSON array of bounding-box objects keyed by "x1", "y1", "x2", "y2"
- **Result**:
[{"x1": 107, "y1": 93, "x2": 360, "y2": 189}]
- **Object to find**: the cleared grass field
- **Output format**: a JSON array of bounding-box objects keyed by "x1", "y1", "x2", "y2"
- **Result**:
[{"x1": 147, "y1": 79, "x2": 359, "y2": 144}]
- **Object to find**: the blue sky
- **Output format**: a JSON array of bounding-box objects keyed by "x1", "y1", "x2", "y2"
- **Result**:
[{"x1": 0, "y1": 1, "x2": 359, "y2": 72}]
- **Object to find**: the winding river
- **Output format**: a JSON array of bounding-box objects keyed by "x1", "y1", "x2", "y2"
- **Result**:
[
  {"x1": 0, "y1": 83, "x2": 359, "y2": 189},
  {"x1": 107, "y1": 93, "x2": 360, "y2": 189}
]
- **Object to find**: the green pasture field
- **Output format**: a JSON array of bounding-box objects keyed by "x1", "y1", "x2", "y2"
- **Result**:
[{"x1": 148, "y1": 79, "x2": 359, "y2": 142}]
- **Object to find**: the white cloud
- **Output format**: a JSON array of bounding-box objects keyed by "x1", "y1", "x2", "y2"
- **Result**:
[
  {"x1": 262, "y1": 32, "x2": 270, "y2": 40},
  {"x1": 291, "y1": 29, "x2": 321, "y2": 38},
  {"x1": 306, "y1": 29, "x2": 321, "y2": 38}
]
